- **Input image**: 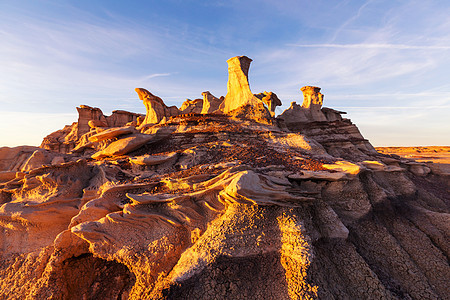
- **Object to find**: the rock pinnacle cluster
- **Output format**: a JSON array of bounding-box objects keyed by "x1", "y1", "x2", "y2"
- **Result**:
[{"x1": 0, "y1": 56, "x2": 448, "y2": 299}]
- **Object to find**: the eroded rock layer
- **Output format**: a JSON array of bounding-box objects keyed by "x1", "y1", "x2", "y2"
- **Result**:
[{"x1": 0, "y1": 56, "x2": 448, "y2": 299}]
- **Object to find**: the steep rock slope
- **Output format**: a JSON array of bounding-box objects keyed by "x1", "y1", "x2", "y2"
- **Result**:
[{"x1": 0, "y1": 56, "x2": 449, "y2": 300}]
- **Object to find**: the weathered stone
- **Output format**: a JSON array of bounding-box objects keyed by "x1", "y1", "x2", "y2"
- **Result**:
[
  {"x1": 278, "y1": 101, "x2": 310, "y2": 124},
  {"x1": 91, "y1": 133, "x2": 155, "y2": 159},
  {"x1": 180, "y1": 98, "x2": 203, "y2": 114},
  {"x1": 300, "y1": 86, "x2": 327, "y2": 121},
  {"x1": 135, "y1": 88, "x2": 180, "y2": 126},
  {"x1": 219, "y1": 56, "x2": 262, "y2": 113},
  {"x1": 76, "y1": 105, "x2": 107, "y2": 137},
  {"x1": 88, "y1": 126, "x2": 136, "y2": 143},
  {"x1": 106, "y1": 110, "x2": 143, "y2": 127},
  {"x1": 3, "y1": 56, "x2": 450, "y2": 300},
  {"x1": 21, "y1": 150, "x2": 48, "y2": 172},
  {"x1": 129, "y1": 152, "x2": 177, "y2": 166},
  {"x1": 88, "y1": 119, "x2": 108, "y2": 128},
  {"x1": 321, "y1": 107, "x2": 346, "y2": 122},
  {"x1": 322, "y1": 161, "x2": 361, "y2": 175},
  {"x1": 254, "y1": 91, "x2": 282, "y2": 116},
  {"x1": 201, "y1": 91, "x2": 223, "y2": 114}
]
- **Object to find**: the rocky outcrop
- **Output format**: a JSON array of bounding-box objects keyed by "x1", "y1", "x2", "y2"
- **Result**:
[
  {"x1": 254, "y1": 91, "x2": 282, "y2": 116},
  {"x1": 76, "y1": 105, "x2": 107, "y2": 137},
  {"x1": 180, "y1": 98, "x2": 203, "y2": 114},
  {"x1": 300, "y1": 86, "x2": 326, "y2": 121},
  {"x1": 135, "y1": 88, "x2": 180, "y2": 126},
  {"x1": 40, "y1": 106, "x2": 143, "y2": 154},
  {"x1": 278, "y1": 87, "x2": 376, "y2": 159},
  {"x1": 106, "y1": 110, "x2": 142, "y2": 127},
  {"x1": 1, "y1": 56, "x2": 449, "y2": 299},
  {"x1": 201, "y1": 91, "x2": 223, "y2": 114},
  {"x1": 219, "y1": 56, "x2": 262, "y2": 113}
]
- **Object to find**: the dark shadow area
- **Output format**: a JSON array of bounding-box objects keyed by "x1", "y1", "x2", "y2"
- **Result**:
[
  {"x1": 61, "y1": 253, "x2": 135, "y2": 300},
  {"x1": 162, "y1": 252, "x2": 290, "y2": 300}
]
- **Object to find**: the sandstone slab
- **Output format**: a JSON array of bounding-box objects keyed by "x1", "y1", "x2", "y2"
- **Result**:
[{"x1": 91, "y1": 134, "x2": 156, "y2": 159}]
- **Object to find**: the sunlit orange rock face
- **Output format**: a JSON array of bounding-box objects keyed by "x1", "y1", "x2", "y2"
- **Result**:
[{"x1": 1, "y1": 56, "x2": 449, "y2": 299}]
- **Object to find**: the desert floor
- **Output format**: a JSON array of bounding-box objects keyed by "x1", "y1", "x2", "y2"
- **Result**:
[{"x1": 376, "y1": 146, "x2": 450, "y2": 174}]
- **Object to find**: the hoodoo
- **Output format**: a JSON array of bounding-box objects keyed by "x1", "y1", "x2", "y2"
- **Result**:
[
  {"x1": 135, "y1": 87, "x2": 180, "y2": 125},
  {"x1": 220, "y1": 56, "x2": 262, "y2": 113},
  {"x1": 0, "y1": 56, "x2": 448, "y2": 300}
]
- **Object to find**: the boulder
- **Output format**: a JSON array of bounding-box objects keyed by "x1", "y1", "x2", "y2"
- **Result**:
[
  {"x1": 88, "y1": 126, "x2": 136, "y2": 143},
  {"x1": 91, "y1": 133, "x2": 156, "y2": 159},
  {"x1": 0, "y1": 146, "x2": 41, "y2": 171},
  {"x1": 88, "y1": 119, "x2": 108, "y2": 128},
  {"x1": 135, "y1": 88, "x2": 180, "y2": 126},
  {"x1": 219, "y1": 56, "x2": 262, "y2": 113}
]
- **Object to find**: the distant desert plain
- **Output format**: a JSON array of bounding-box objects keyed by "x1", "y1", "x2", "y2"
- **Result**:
[{"x1": 376, "y1": 146, "x2": 450, "y2": 174}]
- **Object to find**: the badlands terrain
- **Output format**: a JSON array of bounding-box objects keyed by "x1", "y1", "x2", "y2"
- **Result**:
[{"x1": 0, "y1": 56, "x2": 449, "y2": 299}]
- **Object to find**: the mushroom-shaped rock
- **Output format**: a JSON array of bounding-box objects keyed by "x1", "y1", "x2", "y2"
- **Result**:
[
  {"x1": 180, "y1": 98, "x2": 203, "y2": 114},
  {"x1": 219, "y1": 56, "x2": 262, "y2": 113},
  {"x1": 278, "y1": 86, "x2": 329, "y2": 123},
  {"x1": 135, "y1": 88, "x2": 180, "y2": 126},
  {"x1": 300, "y1": 86, "x2": 327, "y2": 121},
  {"x1": 301, "y1": 86, "x2": 323, "y2": 108},
  {"x1": 254, "y1": 91, "x2": 282, "y2": 116},
  {"x1": 201, "y1": 91, "x2": 223, "y2": 114}
]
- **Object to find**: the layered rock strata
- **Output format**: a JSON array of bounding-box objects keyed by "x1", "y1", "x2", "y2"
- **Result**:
[{"x1": 0, "y1": 56, "x2": 448, "y2": 300}]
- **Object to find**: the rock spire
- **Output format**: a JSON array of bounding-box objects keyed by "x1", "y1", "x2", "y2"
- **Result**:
[
  {"x1": 220, "y1": 56, "x2": 262, "y2": 113},
  {"x1": 135, "y1": 88, "x2": 180, "y2": 126}
]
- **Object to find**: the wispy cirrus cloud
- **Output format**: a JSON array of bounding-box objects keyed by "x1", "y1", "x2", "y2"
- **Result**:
[{"x1": 287, "y1": 44, "x2": 450, "y2": 50}]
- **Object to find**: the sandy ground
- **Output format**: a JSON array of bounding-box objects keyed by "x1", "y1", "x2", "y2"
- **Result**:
[{"x1": 376, "y1": 146, "x2": 450, "y2": 174}]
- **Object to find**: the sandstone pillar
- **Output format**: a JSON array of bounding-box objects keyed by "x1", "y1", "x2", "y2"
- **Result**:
[
  {"x1": 300, "y1": 86, "x2": 327, "y2": 121},
  {"x1": 220, "y1": 56, "x2": 261, "y2": 113},
  {"x1": 135, "y1": 88, "x2": 180, "y2": 126}
]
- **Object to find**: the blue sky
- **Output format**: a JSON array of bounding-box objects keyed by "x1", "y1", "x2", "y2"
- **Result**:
[{"x1": 1, "y1": 0, "x2": 449, "y2": 146}]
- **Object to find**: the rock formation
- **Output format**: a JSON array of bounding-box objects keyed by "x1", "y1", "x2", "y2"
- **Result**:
[
  {"x1": 255, "y1": 91, "x2": 282, "y2": 116},
  {"x1": 0, "y1": 56, "x2": 449, "y2": 300},
  {"x1": 135, "y1": 88, "x2": 180, "y2": 126},
  {"x1": 41, "y1": 106, "x2": 143, "y2": 154},
  {"x1": 219, "y1": 56, "x2": 263, "y2": 113},
  {"x1": 201, "y1": 91, "x2": 223, "y2": 114},
  {"x1": 180, "y1": 98, "x2": 203, "y2": 114}
]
